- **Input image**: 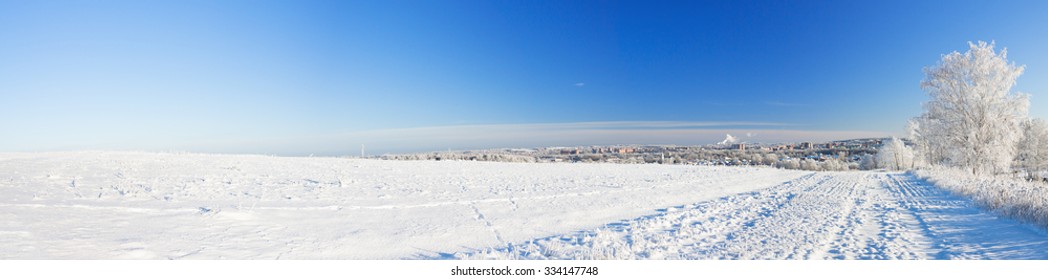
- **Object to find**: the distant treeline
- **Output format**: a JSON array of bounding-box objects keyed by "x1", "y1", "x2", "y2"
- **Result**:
[{"x1": 381, "y1": 144, "x2": 895, "y2": 172}]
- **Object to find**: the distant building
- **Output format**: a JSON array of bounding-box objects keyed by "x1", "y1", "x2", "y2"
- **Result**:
[
  {"x1": 732, "y1": 143, "x2": 746, "y2": 151},
  {"x1": 590, "y1": 146, "x2": 634, "y2": 154},
  {"x1": 559, "y1": 148, "x2": 582, "y2": 155}
]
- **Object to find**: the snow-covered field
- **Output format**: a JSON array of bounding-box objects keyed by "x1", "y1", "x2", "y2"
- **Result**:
[
  {"x1": 0, "y1": 152, "x2": 804, "y2": 259},
  {"x1": 1, "y1": 152, "x2": 1046, "y2": 259}
]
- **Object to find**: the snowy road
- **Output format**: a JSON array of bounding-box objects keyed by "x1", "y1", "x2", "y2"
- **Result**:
[
  {"x1": 2, "y1": 152, "x2": 1046, "y2": 259},
  {"x1": 459, "y1": 172, "x2": 1048, "y2": 259}
]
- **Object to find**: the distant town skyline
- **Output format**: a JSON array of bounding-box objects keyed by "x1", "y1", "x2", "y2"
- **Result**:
[{"x1": 3, "y1": 1, "x2": 1048, "y2": 155}]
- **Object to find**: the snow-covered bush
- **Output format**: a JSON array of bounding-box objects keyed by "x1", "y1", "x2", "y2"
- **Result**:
[
  {"x1": 800, "y1": 159, "x2": 819, "y2": 171},
  {"x1": 1015, "y1": 118, "x2": 1048, "y2": 179},
  {"x1": 910, "y1": 41, "x2": 1029, "y2": 175},
  {"x1": 775, "y1": 158, "x2": 800, "y2": 170},
  {"x1": 876, "y1": 137, "x2": 914, "y2": 171},
  {"x1": 859, "y1": 154, "x2": 877, "y2": 170},
  {"x1": 761, "y1": 153, "x2": 779, "y2": 166},
  {"x1": 913, "y1": 166, "x2": 1048, "y2": 228},
  {"x1": 818, "y1": 159, "x2": 848, "y2": 171}
]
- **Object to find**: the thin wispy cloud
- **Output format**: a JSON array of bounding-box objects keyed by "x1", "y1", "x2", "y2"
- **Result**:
[
  {"x1": 225, "y1": 121, "x2": 890, "y2": 155},
  {"x1": 366, "y1": 121, "x2": 796, "y2": 132},
  {"x1": 574, "y1": 82, "x2": 586, "y2": 87}
]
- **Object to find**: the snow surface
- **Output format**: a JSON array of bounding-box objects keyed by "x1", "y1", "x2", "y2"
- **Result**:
[
  {"x1": 454, "y1": 172, "x2": 1048, "y2": 259},
  {"x1": 914, "y1": 166, "x2": 1048, "y2": 229},
  {"x1": 2, "y1": 152, "x2": 1046, "y2": 259},
  {"x1": 0, "y1": 152, "x2": 804, "y2": 259}
]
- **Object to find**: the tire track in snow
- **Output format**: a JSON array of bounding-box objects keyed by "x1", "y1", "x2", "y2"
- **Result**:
[
  {"x1": 704, "y1": 172, "x2": 866, "y2": 259},
  {"x1": 817, "y1": 173, "x2": 929, "y2": 259},
  {"x1": 444, "y1": 173, "x2": 847, "y2": 259},
  {"x1": 449, "y1": 171, "x2": 1048, "y2": 260}
]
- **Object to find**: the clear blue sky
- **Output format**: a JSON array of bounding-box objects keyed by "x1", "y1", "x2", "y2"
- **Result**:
[{"x1": 3, "y1": 0, "x2": 1048, "y2": 155}]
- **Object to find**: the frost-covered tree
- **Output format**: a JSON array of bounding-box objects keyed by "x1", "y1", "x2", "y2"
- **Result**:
[
  {"x1": 859, "y1": 154, "x2": 877, "y2": 170},
  {"x1": 1015, "y1": 118, "x2": 1048, "y2": 178},
  {"x1": 877, "y1": 137, "x2": 914, "y2": 171},
  {"x1": 821, "y1": 159, "x2": 847, "y2": 171},
  {"x1": 800, "y1": 158, "x2": 820, "y2": 171},
  {"x1": 762, "y1": 153, "x2": 779, "y2": 166},
  {"x1": 910, "y1": 41, "x2": 1030, "y2": 175},
  {"x1": 906, "y1": 120, "x2": 929, "y2": 168},
  {"x1": 777, "y1": 158, "x2": 800, "y2": 170}
]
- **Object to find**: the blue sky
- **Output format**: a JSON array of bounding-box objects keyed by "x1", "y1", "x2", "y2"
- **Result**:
[{"x1": 3, "y1": 0, "x2": 1048, "y2": 155}]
